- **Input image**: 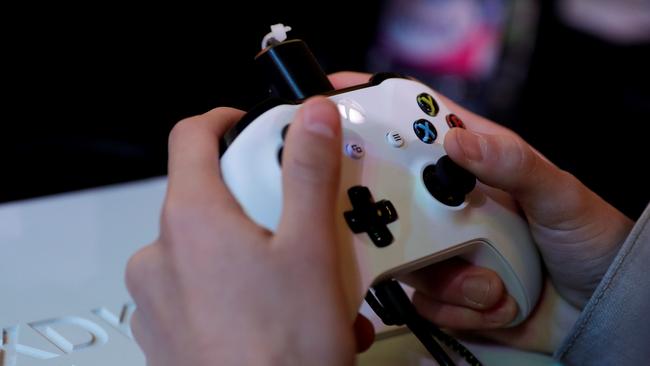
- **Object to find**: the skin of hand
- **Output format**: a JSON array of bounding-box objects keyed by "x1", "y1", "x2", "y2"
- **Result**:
[
  {"x1": 125, "y1": 69, "x2": 635, "y2": 364},
  {"x1": 330, "y1": 72, "x2": 634, "y2": 353},
  {"x1": 125, "y1": 97, "x2": 361, "y2": 366}
]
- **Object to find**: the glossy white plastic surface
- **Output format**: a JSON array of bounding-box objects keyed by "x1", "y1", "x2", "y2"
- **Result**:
[
  {"x1": 221, "y1": 78, "x2": 543, "y2": 323},
  {"x1": 0, "y1": 179, "x2": 166, "y2": 366}
]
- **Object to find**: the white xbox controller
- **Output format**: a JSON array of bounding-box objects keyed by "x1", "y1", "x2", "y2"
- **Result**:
[{"x1": 221, "y1": 72, "x2": 542, "y2": 324}]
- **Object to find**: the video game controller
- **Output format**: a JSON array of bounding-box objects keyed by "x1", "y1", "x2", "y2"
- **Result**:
[{"x1": 220, "y1": 25, "x2": 542, "y2": 325}]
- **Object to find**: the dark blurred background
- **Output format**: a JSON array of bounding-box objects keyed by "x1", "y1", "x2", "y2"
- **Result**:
[{"x1": 2, "y1": 0, "x2": 649, "y2": 219}]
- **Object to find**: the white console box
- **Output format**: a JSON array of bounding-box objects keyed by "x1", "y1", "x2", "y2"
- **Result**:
[
  {"x1": 0, "y1": 178, "x2": 166, "y2": 366},
  {"x1": 0, "y1": 178, "x2": 554, "y2": 366}
]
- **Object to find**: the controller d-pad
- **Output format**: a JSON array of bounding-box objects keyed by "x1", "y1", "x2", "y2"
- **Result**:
[{"x1": 344, "y1": 186, "x2": 398, "y2": 248}]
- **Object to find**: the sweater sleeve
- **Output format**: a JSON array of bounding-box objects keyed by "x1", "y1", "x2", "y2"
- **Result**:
[{"x1": 554, "y1": 203, "x2": 650, "y2": 365}]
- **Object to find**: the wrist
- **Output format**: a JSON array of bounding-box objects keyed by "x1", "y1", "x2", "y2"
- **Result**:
[{"x1": 234, "y1": 330, "x2": 354, "y2": 366}]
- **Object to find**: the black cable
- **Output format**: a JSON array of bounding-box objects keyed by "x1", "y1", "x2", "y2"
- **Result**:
[
  {"x1": 368, "y1": 279, "x2": 483, "y2": 366},
  {"x1": 372, "y1": 280, "x2": 455, "y2": 366},
  {"x1": 427, "y1": 324, "x2": 482, "y2": 366}
]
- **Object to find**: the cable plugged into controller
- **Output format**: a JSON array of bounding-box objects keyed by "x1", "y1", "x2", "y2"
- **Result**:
[
  {"x1": 367, "y1": 280, "x2": 483, "y2": 366},
  {"x1": 255, "y1": 24, "x2": 334, "y2": 100}
]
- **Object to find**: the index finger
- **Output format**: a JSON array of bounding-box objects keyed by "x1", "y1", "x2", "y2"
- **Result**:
[
  {"x1": 328, "y1": 71, "x2": 371, "y2": 89},
  {"x1": 167, "y1": 107, "x2": 245, "y2": 209}
]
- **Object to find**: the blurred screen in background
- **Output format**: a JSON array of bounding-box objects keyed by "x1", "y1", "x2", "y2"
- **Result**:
[
  {"x1": 2, "y1": 0, "x2": 648, "y2": 219},
  {"x1": 370, "y1": 0, "x2": 650, "y2": 219}
]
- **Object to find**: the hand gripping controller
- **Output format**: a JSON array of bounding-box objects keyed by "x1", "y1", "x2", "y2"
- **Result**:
[{"x1": 220, "y1": 28, "x2": 542, "y2": 325}]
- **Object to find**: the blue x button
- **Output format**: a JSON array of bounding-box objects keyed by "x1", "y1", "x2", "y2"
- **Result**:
[{"x1": 413, "y1": 119, "x2": 437, "y2": 144}]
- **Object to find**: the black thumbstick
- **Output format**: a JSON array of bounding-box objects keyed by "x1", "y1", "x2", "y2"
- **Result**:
[
  {"x1": 435, "y1": 156, "x2": 476, "y2": 195},
  {"x1": 423, "y1": 156, "x2": 476, "y2": 206}
]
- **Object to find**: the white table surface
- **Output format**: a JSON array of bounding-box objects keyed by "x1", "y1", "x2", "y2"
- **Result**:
[{"x1": 0, "y1": 178, "x2": 556, "y2": 365}]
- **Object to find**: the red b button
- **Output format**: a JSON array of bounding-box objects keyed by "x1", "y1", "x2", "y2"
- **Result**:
[{"x1": 446, "y1": 114, "x2": 466, "y2": 129}]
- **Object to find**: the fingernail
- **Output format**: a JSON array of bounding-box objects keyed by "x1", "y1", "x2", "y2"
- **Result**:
[
  {"x1": 301, "y1": 99, "x2": 337, "y2": 138},
  {"x1": 462, "y1": 275, "x2": 491, "y2": 308},
  {"x1": 484, "y1": 297, "x2": 518, "y2": 326},
  {"x1": 456, "y1": 129, "x2": 486, "y2": 162}
]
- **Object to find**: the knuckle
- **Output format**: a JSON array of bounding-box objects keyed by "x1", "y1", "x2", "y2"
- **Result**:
[
  {"x1": 125, "y1": 253, "x2": 144, "y2": 296},
  {"x1": 125, "y1": 244, "x2": 158, "y2": 296},
  {"x1": 160, "y1": 198, "x2": 185, "y2": 225},
  {"x1": 129, "y1": 310, "x2": 146, "y2": 345},
  {"x1": 497, "y1": 134, "x2": 538, "y2": 178},
  {"x1": 129, "y1": 310, "x2": 141, "y2": 333},
  {"x1": 204, "y1": 106, "x2": 241, "y2": 117},
  {"x1": 168, "y1": 115, "x2": 208, "y2": 146},
  {"x1": 160, "y1": 198, "x2": 202, "y2": 235},
  {"x1": 514, "y1": 137, "x2": 538, "y2": 177},
  {"x1": 286, "y1": 155, "x2": 328, "y2": 182},
  {"x1": 284, "y1": 145, "x2": 340, "y2": 184}
]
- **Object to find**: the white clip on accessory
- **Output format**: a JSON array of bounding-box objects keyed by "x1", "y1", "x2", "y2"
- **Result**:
[{"x1": 261, "y1": 23, "x2": 292, "y2": 49}]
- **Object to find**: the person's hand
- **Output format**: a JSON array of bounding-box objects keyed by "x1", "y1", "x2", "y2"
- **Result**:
[
  {"x1": 331, "y1": 72, "x2": 634, "y2": 353},
  {"x1": 125, "y1": 97, "x2": 366, "y2": 366}
]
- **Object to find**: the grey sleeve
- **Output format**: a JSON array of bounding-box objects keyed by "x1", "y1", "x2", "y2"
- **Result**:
[{"x1": 554, "y1": 203, "x2": 650, "y2": 365}]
